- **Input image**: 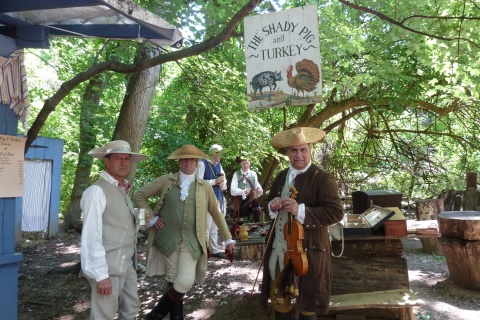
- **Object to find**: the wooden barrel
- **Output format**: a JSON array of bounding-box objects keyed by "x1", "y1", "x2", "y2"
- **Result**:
[{"x1": 438, "y1": 211, "x2": 480, "y2": 290}]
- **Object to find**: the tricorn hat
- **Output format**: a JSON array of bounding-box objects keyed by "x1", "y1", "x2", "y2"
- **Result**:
[
  {"x1": 167, "y1": 145, "x2": 208, "y2": 160},
  {"x1": 270, "y1": 127, "x2": 326, "y2": 153},
  {"x1": 88, "y1": 140, "x2": 147, "y2": 162},
  {"x1": 235, "y1": 152, "x2": 249, "y2": 164}
]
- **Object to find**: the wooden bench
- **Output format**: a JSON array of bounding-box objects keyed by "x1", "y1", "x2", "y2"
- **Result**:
[{"x1": 328, "y1": 289, "x2": 425, "y2": 320}]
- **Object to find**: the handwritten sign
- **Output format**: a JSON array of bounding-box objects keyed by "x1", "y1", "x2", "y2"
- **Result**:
[
  {"x1": 244, "y1": 5, "x2": 322, "y2": 110},
  {"x1": 0, "y1": 134, "x2": 26, "y2": 197}
]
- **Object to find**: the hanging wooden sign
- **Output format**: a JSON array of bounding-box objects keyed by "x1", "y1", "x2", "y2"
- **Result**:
[{"x1": 244, "y1": 5, "x2": 322, "y2": 110}]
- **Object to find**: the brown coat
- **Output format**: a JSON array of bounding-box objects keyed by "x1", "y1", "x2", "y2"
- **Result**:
[{"x1": 261, "y1": 164, "x2": 344, "y2": 316}]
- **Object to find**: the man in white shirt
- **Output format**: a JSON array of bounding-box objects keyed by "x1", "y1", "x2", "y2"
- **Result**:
[
  {"x1": 80, "y1": 140, "x2": 146, "y2": 320},
  {"x1": 230, "y1": 153, "x2": 263, "y2": 223}
]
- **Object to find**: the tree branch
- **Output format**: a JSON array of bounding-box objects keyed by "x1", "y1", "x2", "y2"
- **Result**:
[
  {"x1": 25, "y1": 0, "x2": 263, "y2": 151},
  {"x1": 372, "y1": 128, "x2": 478, "y2": 150},
  {"x1": 337, "y1": 0, "x2": 480, "y2": 49}
]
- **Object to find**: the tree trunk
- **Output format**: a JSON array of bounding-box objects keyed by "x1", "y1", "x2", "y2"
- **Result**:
[
  {"x1": 63, "y1": 75, "x2": 106, "y2": 231},
  {"x1": 113, "y1": 43, "x2": 162, "y2": 186},
  {"x1": 415, "y1": 199, "x2": 444, "y2": 255},
  {"x1": 257, "y1": 154, "x2": 279, "y2": 209}
]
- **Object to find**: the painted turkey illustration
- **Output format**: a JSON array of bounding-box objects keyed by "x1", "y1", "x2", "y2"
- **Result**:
[{"x1": 286, "y1": 59, "x2": 320, "y2": 97}]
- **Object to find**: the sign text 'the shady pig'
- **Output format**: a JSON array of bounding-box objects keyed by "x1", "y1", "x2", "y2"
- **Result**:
[{"x1": 244, "y1": 5, "x2": 322, "y2": 110}]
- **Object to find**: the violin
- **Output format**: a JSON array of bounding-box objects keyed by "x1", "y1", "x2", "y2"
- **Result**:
[{"x1": 283, "y1": 186, "x2": 308, "y2": 276}]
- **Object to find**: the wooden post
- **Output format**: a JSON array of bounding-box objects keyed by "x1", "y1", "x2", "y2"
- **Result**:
[
  {"x1": 415, "y1": 199, "x2": 444, "y2": 255},
  {"x1": 465, "y1": 172, "x2": 479, "y2": 211}
]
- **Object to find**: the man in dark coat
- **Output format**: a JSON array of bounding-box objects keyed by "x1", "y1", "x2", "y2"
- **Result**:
[{"x1": 260, "y1": 127, "x2": 344, "y2": 320}]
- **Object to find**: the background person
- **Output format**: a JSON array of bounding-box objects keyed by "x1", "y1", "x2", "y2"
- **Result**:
[
  {"x1": 80, "y1": 140, "x2": 147, "y2": 320},
  {"x1": 260, "y1": 127, "x2": 344, "y2": 320},
  {"x1": 134, "y1": 145, "x2": 235, "y2": 320},
  {"x1": 230, "y1": 153, "x2": 264, "y2": 224},
  {"x1": 196, "y1": 144, "x2": 228, "y2": 259}
]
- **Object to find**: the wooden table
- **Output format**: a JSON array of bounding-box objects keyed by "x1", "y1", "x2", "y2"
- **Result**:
[
  {"x1": 233, "y1": 236, "x2": 266, "y2": 246},
  {"x1": 329, "y1": 236, "x2": 424, "y2": 319},
  {"x1": 329, "y1": 288, "x2": 424, "y2": 320}
]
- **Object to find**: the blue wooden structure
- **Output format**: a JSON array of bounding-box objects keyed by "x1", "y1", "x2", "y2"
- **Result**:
[
  {"x1": 20, "y1": 136, "x2": 65, "y2": 240},
  {"x1": 0, "y1": 105, "x2": 24, "y2": 320}
]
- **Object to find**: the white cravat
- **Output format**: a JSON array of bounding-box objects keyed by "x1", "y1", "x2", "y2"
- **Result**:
[
  {"x1": 288, "y1": 161, "x2": 312, "y2": 185},
  {"x1": 179, "y1": 171, "x2": 195, "y2": 201}
]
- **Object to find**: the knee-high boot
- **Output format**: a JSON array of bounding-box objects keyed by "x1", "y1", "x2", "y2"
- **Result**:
[
  {"x1": 166, "y1": 283, "x2": 183, "y2": 320},
  {"x1": 170, "y1": 299, "x2": 183, "y2": 320},
  {"x1": 146, "y1": 287, "x2": 185, "y2": 320}
]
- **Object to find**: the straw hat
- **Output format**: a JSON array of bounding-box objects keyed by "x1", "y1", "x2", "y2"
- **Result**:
[
  {"x1": 208, "y1": 144, "x2": 223, "y2": 157},
  {"x1": 270, "y1": 127, "x2": 326, "y2": 153},
  {"x1": 88, "y1": 140, "x2": 147, "y2": 162},
  {"x1": 167, "y1": 145, "x2": 208, "y2": 160}
]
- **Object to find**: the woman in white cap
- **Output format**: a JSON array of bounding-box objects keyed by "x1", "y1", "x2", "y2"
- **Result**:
[
  {"x1": 80, "y1": 140, "x2": 147, "y2": 320},
  {"x1": 196, "y1": 144, "x2": 228, "y2": 259},
  {"x1": 134, "y1": 145, "x2": 235, "y2": 320}
]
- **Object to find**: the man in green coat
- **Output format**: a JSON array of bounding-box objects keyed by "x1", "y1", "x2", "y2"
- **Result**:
[
  {"x1": 261, "y1": 127, "x2": 344, "y2": 320},
  {"x1": 134, "y1": 145, "x2": 235, "y2": 320}
]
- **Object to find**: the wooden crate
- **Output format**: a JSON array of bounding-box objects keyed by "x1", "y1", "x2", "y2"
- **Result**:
[
  {"x1": 343, "y1": 206, "x2": 395, "y2": 238},
  {"x1": 384, "y1": 207, "x2": 407, "y2": 237}
]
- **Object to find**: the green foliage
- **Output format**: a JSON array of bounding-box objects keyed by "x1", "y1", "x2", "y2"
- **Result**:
[
  {"x1": 313, "y1": 0, "x2": 480, "y2": 199},
  {"x1": 416, "y1": 312, "x2": 433, "y2": 320},
  {"x1": 23, "y1": 38, "x2": 136, "y2": 215},
  {"x1": 23, "y1": 0, "x2": 480, "y2": 215},
  {"x1": 432, "y1": 253, "x2": 446, "y2": 262}
]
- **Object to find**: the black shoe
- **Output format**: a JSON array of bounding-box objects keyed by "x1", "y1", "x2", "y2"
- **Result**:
[
  {"x1": 210, "y1": 252, "x2": 228, "y2": 259},
  {"x1": 274, "y1": 310, "x2": 292, "y2": 320}
]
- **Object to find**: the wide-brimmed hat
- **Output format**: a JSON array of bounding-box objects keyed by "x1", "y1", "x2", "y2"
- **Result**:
[
  {"x1": 167, "y1": 145, "x2": 208, "y2": 160},
  {"x1": 88, "y1": 140, "x2": 147, "y2": 162},
  {"x1": 270, "y1": 127, "x2": 326, "y2": 153},
  {"x1": 208, "y1": 144, "x2": 223, "y2": 157}
]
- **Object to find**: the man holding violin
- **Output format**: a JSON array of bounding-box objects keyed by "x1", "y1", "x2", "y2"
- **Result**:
[{"x1": 261, "y1": 127, "x2": 344, "y2": 320}]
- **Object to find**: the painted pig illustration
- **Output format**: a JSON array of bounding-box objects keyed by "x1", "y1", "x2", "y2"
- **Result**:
[{"x1": 250, "y1": 71, "x2": 283, "y2": 98}]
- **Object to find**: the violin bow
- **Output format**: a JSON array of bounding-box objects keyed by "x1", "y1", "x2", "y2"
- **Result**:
[
  {"x1": 251, "y1": 213, "x2": 278, "y2": 295},
  {"x1": 250, "y1": 186, "x2": 298, "y2": 296}
]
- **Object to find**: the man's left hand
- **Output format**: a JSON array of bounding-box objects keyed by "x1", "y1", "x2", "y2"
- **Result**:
[
  {"x1": 225, "y1": 242, "x2": 236, "y2": 254},
  {"x1": 281, "y1": 198, "x2": 299, "y2": 216}
]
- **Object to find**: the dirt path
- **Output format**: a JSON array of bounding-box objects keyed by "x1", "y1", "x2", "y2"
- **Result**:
[{"x1": 17, "y1": 232, "x2": 480, "y2": 319}]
